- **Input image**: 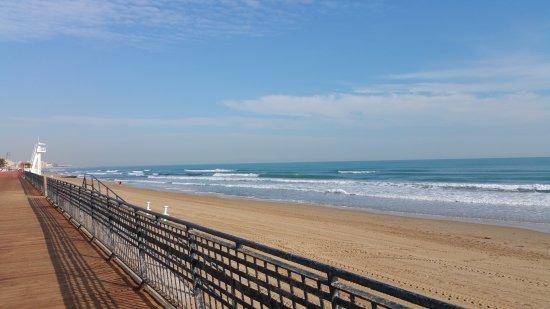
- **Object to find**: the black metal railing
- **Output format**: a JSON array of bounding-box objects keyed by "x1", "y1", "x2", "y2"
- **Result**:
[
  {"x1": 82, "y1": 174, "x2": 124, "y2": 201},
  {"x1": 25, "y1": 171, "x2": 44, "y2": 192},
  {"x1": 23, "y1": 171, "x2": 460, "y2": 309},
  {"x1": 83, "y1": 173, "x2": 126, "y2": 202}
]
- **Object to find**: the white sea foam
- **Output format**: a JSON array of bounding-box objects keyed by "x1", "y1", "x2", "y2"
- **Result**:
[
  {"x1": 171, "y1": 181, "x2": 208, "y2": 186},
  {"x1": 212, "y1": 173, "x2": 259, "y2": 177},
  {"x1": 148, "y1": 174, "x2": 351, "y2": 184},
  {"x1": 148, "y1": 175, "x2": 188, "y2": 180},
  {"x1": 412, "y1": 182, "x2": 550, "y2": 193},
  {"x1": 154, "y1": 178, "x2": 550, "y2": 208},
  {"x1": 128, "y1": 170, "x2": 145, "y2": 176},
  {"x1": 185, "y1": 169, "x2": 234, "y2": 173},
  {"x1": 325, "y1": 189, "x2": 351, "y2": 195},
  {"x1": 338, "y1": 170, "x2": 376, "y2": 174},
  {"x1": 106, "y1": 170, "x2": 119, "y2": 173},
  {"x1": 122, "y1": 179, "x2": 165, "y2": 184}
]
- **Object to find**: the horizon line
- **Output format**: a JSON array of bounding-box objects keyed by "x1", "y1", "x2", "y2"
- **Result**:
[{"x1": 53, "y1": 155, "x2": 550, "y2": 169}]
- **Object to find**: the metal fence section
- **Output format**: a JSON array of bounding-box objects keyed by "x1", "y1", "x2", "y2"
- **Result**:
[
  {"x1": 82, "y1": 173, "x2": 126, "y2": 202},
  {"x1": 23, "y1": 172, "x2": 460, "y2": 309},
  {"x1": 25, "y1": 171, "x2": 44, "y2": 192}
]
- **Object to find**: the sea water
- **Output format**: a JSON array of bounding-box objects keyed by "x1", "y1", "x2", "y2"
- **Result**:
[{"x1": 54, "y1": 157, "x2": 550, "y2": 232}]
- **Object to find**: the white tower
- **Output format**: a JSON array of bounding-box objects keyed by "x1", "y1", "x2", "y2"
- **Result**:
[{"x1": 30, "y1": 140, "x2": 46, "y2": 175}]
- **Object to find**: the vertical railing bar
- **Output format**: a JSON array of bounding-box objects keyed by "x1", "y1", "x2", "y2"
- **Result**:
[
  {"x1": 89, "y1": 188, "x2": 96, "y2": 240},
  {"x1": 188, "y1": 231, "x2": 206, "y2": 309},
  {"x1": 107, "y1": 199, "x2": 116, "y2": 260},
  {"x1": 136, "y1": 210, "x2": 149, "y2": 289},
  {"x1": 328, "y1": 271, "x2": 340, "y2": 309}
]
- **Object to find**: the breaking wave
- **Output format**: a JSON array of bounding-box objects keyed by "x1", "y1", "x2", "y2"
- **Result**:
[
  {"x1": 185, "y1": 169, "x2": 234, "y2": 173},
  {"x1": 212, "y1": 173, "x2": 259, "y2": 177},
  {"x1": 415, "y1": 182, "x2": 550, "y2": 193}
]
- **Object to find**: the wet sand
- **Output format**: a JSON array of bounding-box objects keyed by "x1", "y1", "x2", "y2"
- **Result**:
[{"x1": 59, "y1": 177, "x2": 550, "y2": 308}]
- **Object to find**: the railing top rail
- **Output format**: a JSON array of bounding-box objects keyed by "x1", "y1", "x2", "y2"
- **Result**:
[
  {"x1": 82, "y1": 173, "x2": 125, "y2": 202},
  {"x1": 41, "y1": 173, "x2": 460, "y2": 308}
]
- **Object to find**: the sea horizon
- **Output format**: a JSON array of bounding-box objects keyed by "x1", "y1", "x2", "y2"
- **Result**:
[
  {"x1": 52, "y1": 156, "x2": 550, "y2": 233},
  {"x1": 63, "y1": 155, "x2": 550, "y2": 169}
]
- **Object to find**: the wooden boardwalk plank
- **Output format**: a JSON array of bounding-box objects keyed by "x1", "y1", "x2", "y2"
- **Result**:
[{"x1": 0, "y1": 172, "x2": 161, "y2": 308}]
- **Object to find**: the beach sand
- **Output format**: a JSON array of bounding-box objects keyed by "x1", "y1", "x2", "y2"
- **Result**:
[{"x1": 59, "y1": 177, "x2": 550, "y2": 308}]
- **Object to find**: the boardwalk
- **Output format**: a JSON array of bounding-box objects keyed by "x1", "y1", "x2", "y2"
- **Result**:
[{"x1": 0, "y1": 172, "x2": 160, "y2": 308}]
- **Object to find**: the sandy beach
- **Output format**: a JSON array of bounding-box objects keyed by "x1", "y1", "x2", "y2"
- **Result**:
[{"x1": 58, "y1": 176, "x2": 550, "y2": 308}]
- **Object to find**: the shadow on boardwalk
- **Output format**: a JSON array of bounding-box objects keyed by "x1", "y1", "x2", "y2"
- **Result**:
[{"x1": 20, "y1": 178, "x2": 158, "y2": 309}]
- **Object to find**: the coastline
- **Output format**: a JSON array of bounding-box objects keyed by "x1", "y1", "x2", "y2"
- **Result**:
[
  {"x1": 111, "y1": 177, "x2": 550, "y2": 234},
  {"x1": 56, "y1": 175, "x2": 550, "y2": 308}
]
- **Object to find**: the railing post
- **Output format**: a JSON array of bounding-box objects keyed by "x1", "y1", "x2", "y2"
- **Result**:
[
  {"x1": 52, "y1": 180, "x2": 57, "y2": 206},
  {"x1": 54, "y1": 180, "x2": 60, "y2": 207},
  {"x1": 43, "y1": 175, "x2": 48, "y2": 197},
  {"x1": 90, "y1": 190, "x2": 96, "y2": 240},
  {"x1": 107, "y1": 202, "x2": 116, "y2": 260},
  {"x1": 136, "y1": 210, "x2": 148, "y2": 288},
  {"x1": 76, "y1": 187, "x2": 86, "y2": 213},
  {"x1": 188, "y1": 231, "x2": 205, "y2": 309},
  {"x1": 74, "y1": 186, "x2": 82, "y2": 228},
  {"x1": 328, "y1": 271, "x2": 341, "y2": 309}
]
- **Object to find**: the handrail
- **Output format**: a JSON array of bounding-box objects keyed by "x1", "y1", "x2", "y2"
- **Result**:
[
  {"x1": 24, "y1": 171, "x2": 461, "y2": 309},
  {"x1": 82, "y1": 173, "x2": 125, "y2": 202},
  {"x1": 25, "y1": 170, "x2": 44, "y2": 192}
]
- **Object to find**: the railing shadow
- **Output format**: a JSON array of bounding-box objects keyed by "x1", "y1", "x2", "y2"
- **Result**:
[{"x1": 19, "y1": 178, "x2": 156, "y2": 309}]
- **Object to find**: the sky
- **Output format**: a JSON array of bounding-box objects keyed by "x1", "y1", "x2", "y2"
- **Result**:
[{"x1": 1, "y1": 0, "x2": 549, "y2": 166}]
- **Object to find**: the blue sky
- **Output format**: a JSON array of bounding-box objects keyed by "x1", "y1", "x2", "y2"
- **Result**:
[{"x1": 1, "y1": 0, "x2": 549, "y2": 166}]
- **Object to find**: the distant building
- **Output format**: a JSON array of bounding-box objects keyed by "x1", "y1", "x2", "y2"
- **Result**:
[{"x1": 19, "y1": 162, "x2": 32, "y2": 170}]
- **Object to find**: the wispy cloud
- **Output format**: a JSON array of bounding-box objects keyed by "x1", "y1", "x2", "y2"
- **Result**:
[
  {"x1": 9, "y1": 57, "x2": 550, "y2": 131},
  {"x1": 388, "y1": 62, "x2": 550, "y2": 81},
  {"x1": 10, "y1": 115, "x2": 302, "y2": 129},
  {"x1": 0, "y1": 0, "x2": 359, "y2": 44},
  {"x1": 223, "y1": 58, "x2": 550, "y2": 128}
]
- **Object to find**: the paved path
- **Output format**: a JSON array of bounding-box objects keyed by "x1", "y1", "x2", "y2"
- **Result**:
[{"x1": 0, "y1": 172, "x2": 160, "y2": 308}]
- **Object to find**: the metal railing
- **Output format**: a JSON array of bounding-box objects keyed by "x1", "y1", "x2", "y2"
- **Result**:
[
  {"x1": 82, "y1": 173, "x2": 126, "y2": 202},
  {"x1": 24, "y1": 172, "x2": 460, "y2": 309},
  {"x1": 25, "y1": 171, "x2": 44, "y2": 192}
]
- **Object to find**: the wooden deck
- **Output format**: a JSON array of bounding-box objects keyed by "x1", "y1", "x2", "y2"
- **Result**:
[{"x1": 0, "y1": 172, "x2": 161, "y2": 308}]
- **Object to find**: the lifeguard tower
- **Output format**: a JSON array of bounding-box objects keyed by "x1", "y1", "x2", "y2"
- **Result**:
[{"x1": 30, "y1": 140, "x2": 46, "y2": 175}]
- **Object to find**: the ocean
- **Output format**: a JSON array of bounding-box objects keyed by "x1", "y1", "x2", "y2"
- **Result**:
[{"x1": 54, "y1": 157, "x2": 550, "y2": 232}]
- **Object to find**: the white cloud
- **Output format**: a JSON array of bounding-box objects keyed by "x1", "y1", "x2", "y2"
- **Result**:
[
  {"x1": 0, "y1": 0, "x2": 355, "y2": 43},
  {"x1": 8, "y1": 58, "x2": 550, "y2": 131},
  {"x1": 223, "y1": 60, "x2": 550, "y2": 127},
  {"x1": 389, "y1": 63, "x2": 550, "y2": 81}
]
